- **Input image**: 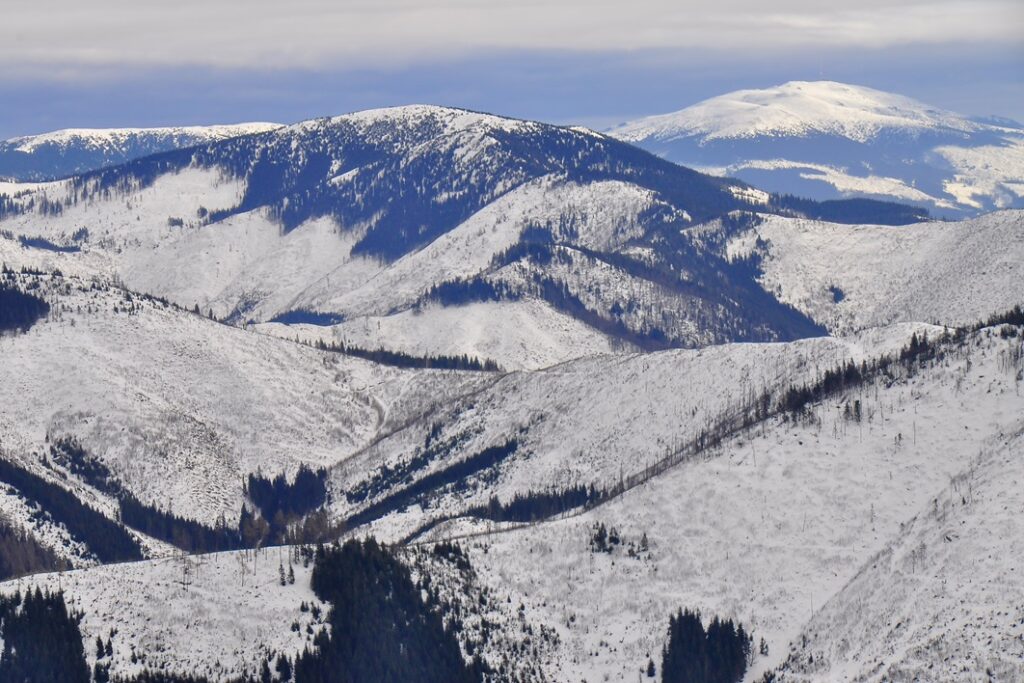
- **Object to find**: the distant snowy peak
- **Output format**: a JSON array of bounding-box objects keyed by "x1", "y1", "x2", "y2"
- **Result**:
[
  {"x1": 611, "y1": 81, "x2": 979, "y2": 144},
  {"x1": 6, "y1": 123, "x2": 282, "y2": 153},
  {"x1": 609, "y1": 81, "x2": 1024, "y2": 217},
  {"x1": 0, "y1": 122, "x2": 282, "y2": 180}
]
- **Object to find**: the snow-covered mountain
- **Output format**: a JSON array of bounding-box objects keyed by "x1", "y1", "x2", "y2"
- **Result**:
[
  {"x1": 0, "y1": 123, "x2": 282, "y2": 181},
  {"x1": 0, "y1": 100, "x2": 1021, "y2": 682},
  {"x1": 0, "y1": 267, "x2": 498, "y2": 535},
  {"x1": 610, "y1": 81, "x2": 1024, "y2": 217},
  {"x1": 0, "y1": 104, "x2": 941, "y2": 370}
]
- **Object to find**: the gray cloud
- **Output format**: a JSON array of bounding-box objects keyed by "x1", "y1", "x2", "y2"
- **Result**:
[{"x1": 3, "y1": 0, "x2": 1021, "y2": 77}]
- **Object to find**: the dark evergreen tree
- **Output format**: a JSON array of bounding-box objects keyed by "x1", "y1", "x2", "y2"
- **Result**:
[
  {"x1": 276, "y1": 653, "x2": 294, "y2": 681},
  {"x1": 591, "y1": 522, "x2": 609, "y2": 553}
]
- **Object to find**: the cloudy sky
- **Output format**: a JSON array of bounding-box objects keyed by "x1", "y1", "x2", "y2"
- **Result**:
[{"x1": 2, "y1": 0, "x2": 1021, "y2": 137}]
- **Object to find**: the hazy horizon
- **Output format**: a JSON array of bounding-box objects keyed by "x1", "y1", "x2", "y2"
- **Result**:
[{"x1": 2, "y1": 1, "x2": 1021, "y2": 138}]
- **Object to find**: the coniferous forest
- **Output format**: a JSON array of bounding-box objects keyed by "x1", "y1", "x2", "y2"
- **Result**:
[
  {"x1": 0, "y1": 551, "x2": 757, "y2": 683},
  {"x1": 0, "y1": 518, "x2": 69, "y2": 580},
  {"x1": 660, "y1": 608, "x2": 752, "y2": 683},
  {"x1": 246, "y1": 466, "x2": 328, "y2": 524},
  {"x1": 0, "y1": 281, "x2": 50, "y2": 333},
  {"x1": 0, "y1": 457, "x2": 143, "y2": 563},
  {"x1": 118, "y1": 492, "x2": 244, "y2": 554},
  {"x1": 292, "y1": 539, "x2": 481, "y2": 683},
  {"x1": 0, "y1": 589, "x2": 90, "y2": 683}
]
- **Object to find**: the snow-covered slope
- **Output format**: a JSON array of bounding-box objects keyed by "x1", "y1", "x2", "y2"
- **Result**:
[
  {"x1": 777, "y1": 426, "x2": 1024, "y2": 681},
  {"x1": 0, "y1": 268, "x2": 489, "y2": 538},
  {"x1": 262, "y1": 299, "x2": 619, "y2": 372},
  {"x1": 609, "y1": 81, "x2": 1024, "y2": 217},
  {"x1": 4, "y1": 317, "x2": 1020, "y2": 682},
  {"x1": 724, "y1": 210, "x2": 1024, "y2": 334},
  {"x1": 424, "y1": 325, "x2": 1024, "y2": 682},
  {"x1": 0, "y1": 123, "x2": 281, "y2": 181},
  {"x1": 333, "y1": 323, "x2": 936, "y2": 543},
  {"x1": 0, "y1": 548, "x2": 324, "y2": 680},
  {"x1": 0, "y1": 99, "x2": 1019, "y2": 683},
  {"x1": 0, "y1": 173, "x2": 651, "y2": 369}
]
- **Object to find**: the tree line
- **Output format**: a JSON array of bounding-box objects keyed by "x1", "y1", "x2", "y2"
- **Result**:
[
  {"x1": 0, "y1": 517, "x2": 69, "y2": 580},
  {"x1": 464, "y1": 484, "x2": 608, "y2": 524},
  {"x1": 312, "y1": 337, "x2": 501, "y2": 372},
  {"x1": 346, "y1": 426, "x2": 471, "y2": 506},
  {"x1": 246, "y1": 466, "x2": 328, "y2": 523},
  {"x1": 44, "y1": 437, "x2": 339, "y2": 554},
  {"x1": 0, "y1": 456, "x2": 143, "y2": 563},
  {"x1": 343, "y1": 440, "x2": 519, "y2": 531}
]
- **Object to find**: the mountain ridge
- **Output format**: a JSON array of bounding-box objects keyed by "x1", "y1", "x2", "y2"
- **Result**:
[{"x1": 5, "y1": 103, "x2": 919, "y2": 369}]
